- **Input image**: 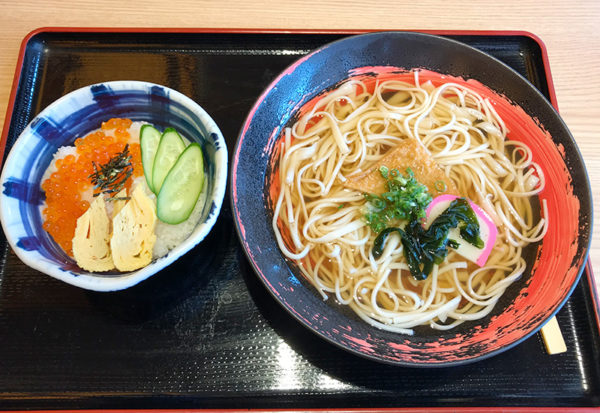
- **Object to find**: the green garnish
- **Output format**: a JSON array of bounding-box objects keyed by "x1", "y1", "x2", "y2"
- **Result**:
[
  {"x1": 434, "y1": 180, "x2": 447, "y2": 193},
  {"x1": 152, "y1": 128, "x2": 186, "y2": 194},
  {"x1": 363, "y1": 167, "x2": 432, "y2": 233},
  {"x1": 156, "y1": 143, "x2": 205, "y2": 225},
  {"x1": 139, "y1": 124, "x2": 161, "y2": 193},
  {"x1": 372, "y1": 197, "x2": 483, "y2": 280},
  {"x1": 89, "y1": 144, "x2": 133, "y2": 201},
  {"x1": 379, "y1": 165, "x2": 390, "y2": 179}
]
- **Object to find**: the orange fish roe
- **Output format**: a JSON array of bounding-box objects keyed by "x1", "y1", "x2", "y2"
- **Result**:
[{"x1": 42, "y1": 118, "x2": 143, "y2": 256}]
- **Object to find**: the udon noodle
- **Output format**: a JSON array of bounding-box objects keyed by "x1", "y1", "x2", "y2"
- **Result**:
[{"x1": 272, "y1": 70, "x2": 548, "y2": 334}]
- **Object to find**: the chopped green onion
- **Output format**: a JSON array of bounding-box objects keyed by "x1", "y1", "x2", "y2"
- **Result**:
[
  {"x1": 379, "y1": 166, "x2": 389, "y2": 179},
  {"x1": 434, "y1": 180, "x2": 447, "y2": 193},
  {"x1": 363, "y1": 167, "x2": 432, "y2": 233}
]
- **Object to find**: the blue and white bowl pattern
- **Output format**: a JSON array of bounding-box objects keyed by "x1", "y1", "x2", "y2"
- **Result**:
[{"x1": 0, "y1": 81, "x2": 228, "y2": 291}]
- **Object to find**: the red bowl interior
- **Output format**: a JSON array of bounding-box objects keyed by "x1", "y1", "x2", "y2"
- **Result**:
[
  {"x1": 266, "y1": 68, "x2": 585, "y2": 361},
  {"x1": 233, "y1": 32, "x2": 592, "y2": 366}
]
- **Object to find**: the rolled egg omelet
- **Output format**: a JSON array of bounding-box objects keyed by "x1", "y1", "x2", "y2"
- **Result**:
[
  {"x1": 72, "y1": 195, "x2": 114, "y2": 272},
  {"x1": 110, "y1": 185, "x2": 157, "y2": 271}
]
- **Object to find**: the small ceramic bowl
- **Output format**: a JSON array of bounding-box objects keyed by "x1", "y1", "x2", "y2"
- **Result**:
[{"x1": 0, "y1": 81, "x2": 228, "y2": 291}]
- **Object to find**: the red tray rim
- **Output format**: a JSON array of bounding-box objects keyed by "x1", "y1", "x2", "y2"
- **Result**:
[
  {"x1": 5, "y1": 408, "x2": 600, "y2": 413},
  {"x1": 0, "y1": 27, "x2": 597, "y2": 412}
]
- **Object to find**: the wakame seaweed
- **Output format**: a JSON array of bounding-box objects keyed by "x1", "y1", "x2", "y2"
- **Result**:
[{"x1": 372, "y1": 197, "x2": 483, "y2": 280}]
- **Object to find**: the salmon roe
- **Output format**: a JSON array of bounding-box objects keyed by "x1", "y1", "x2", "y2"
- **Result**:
[{"x1": 41, "y1": 118, "x2": 143, "y2": 256}]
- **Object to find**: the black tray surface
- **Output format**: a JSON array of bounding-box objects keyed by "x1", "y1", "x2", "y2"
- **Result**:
[{"x1": 0, "y1": 30, "x2": 599, "y2": 410}]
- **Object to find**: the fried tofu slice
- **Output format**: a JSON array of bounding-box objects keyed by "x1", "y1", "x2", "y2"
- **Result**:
[
  {"x1": 72, "y1": 195, "x2": 115, "y2": 272},
  {"x1": 110, "y1": 185, "x2": 157, "y2": 272},
  {"x1": 344, "y1": 138, "x2": 460, "y2": 196}
]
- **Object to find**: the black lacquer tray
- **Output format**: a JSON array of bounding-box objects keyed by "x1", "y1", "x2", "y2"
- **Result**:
[{"x1": 0, "y1": 29, "x2": 598, "y2": 411}]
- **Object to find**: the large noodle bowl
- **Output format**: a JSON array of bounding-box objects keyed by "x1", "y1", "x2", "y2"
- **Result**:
[{"x1": 271, "y1": 69, "x2": 548, "y2": 335}]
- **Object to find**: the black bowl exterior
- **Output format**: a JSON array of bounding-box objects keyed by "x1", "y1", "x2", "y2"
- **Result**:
[{"x1": 231, "y1": 31, "x2": 592, "y2": 366}]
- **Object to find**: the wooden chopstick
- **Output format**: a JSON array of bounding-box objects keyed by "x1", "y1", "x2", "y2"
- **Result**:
[{"x1": 540, "y1": 316, "x2": 567, "y2": 354}]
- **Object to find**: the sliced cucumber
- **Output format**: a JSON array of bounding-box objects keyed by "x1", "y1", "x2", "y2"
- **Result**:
[
  {"x1": 157, "y1": 143, "x2": 205, "y2": 225},
  {"x1": 152, "y1": 128, "x2": 186, "y2": 194},
  {"x1": 139, "y1": 124, "x2": 162, "y2": 193}
]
